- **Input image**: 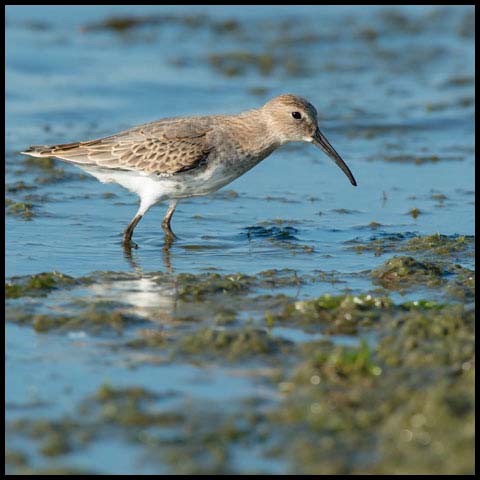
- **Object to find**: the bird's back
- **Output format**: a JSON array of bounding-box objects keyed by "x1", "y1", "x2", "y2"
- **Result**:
[{"x1": 22, "y1": 115, "x2": 219, "y2": 176}]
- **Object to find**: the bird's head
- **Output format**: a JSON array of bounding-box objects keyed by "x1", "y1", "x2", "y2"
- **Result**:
[{"x1": 261, "y1": 94, "x2": 357, "y2": 186}]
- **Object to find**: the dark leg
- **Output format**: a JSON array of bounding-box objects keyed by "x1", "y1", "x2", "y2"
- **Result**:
[
  {"x1": 162, "y1": 200, "x2": 178, "y2": 238},
  {"x1": 123, "y1": 213, "x2": 143, "y2": 246}
]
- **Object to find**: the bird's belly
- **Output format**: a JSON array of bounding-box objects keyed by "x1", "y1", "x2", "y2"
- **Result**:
[
  {"x1": 78, "y1": 160, "x2": 252, "y2": 204},
  {"x1": 165, "y1": 164, "x2": 240, "y2": 198}
]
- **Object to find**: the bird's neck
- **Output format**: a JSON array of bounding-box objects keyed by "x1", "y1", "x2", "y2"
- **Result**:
[{"x1": 228, "y1": 109, "x2": 281, "y2": 158}]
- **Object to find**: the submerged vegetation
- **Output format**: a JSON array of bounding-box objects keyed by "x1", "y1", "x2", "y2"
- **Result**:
[{"x1": 5, "y1": 256, "x2": 475, "y2": 473}]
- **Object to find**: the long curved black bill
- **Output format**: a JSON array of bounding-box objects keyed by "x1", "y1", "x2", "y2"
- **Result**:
[{"x1": 312, "y1": 129, "x2": 357, "y2": 186}]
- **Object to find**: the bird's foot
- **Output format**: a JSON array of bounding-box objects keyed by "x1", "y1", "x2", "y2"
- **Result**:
[{"x1": 122, "y1": 237, "x2": 138, "y2": 250}]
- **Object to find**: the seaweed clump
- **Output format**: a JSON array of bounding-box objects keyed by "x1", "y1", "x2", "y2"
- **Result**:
[
  {"x1": 371, "y1": 256, "x2": 444, "y2": 290},
  {"x1": 5, "y1": 272, "x2": 77, "y2": 298},
  {"x1": 177, "y1": 327, "x2": 292, "y2": 361}
]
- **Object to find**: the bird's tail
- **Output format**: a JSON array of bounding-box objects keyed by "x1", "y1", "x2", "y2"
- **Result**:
[{"x1": 21, "y1": 142, "x2": 84, "y2": 158}]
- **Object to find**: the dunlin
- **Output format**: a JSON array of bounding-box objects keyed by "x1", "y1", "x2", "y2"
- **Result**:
[{"x1": 22, "y1": 94, "x2": 357, "y2": 246}]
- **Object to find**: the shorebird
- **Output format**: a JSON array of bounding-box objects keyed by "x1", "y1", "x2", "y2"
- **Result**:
[{"x1": 22, "y1": 94, "x2": 357, "y2": 246}]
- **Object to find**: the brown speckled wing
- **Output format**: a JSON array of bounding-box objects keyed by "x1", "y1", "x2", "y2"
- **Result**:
[{"x1": 40, "y1": 119, "x2": 214, "y2": 176}]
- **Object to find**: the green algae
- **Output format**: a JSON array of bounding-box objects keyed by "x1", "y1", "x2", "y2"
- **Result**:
[
  {"x1": 213, "y1": 189, "x2": 239, "y2": 199},
  {"x1": 17, "y1": 467, "x2": 98, "y2": 475},
  {"x1": 258, "y1": 269, "x2": 302, "y2": 288},
  {"x1": 80, "y1": 14, "x2": 244, "y2": 36},
  {"x1": 332, "y1": 208, "x2": 360, "y2": 215},
  {"x1": 272, "y1": 293, "x2": 393, "y2": 335},
  {"x1": 21, "y1": 155, "x2": 86, "y2": 183},
  {"x1": 172, "y1": 268, "x2": 306, "y2": 302},
  {"x1": 443, "y1": 75, "x2": 475, "y2": 87},
  {"x1": 426, "y1": 96, "x2": 474, "y2": 112},
  {"x1": 402, "y1": 233, "x2": 473, "y2": 256},
  {"x1": 400, "y1": 299, "x2": 444, "y2": 310},
  {"x1": 102, "y1": 191, "x2": 117, "y2": 199},
  {"x1": 8, "y1": 299, "x2": 144, "y2": 334},
  {"x1": 84, "y1": 16, "x2": 152, "y2": 32},
  {"x1": 5, "y1": 287, "x2": 475, "y2": 474},
  {"x1": 6, "y1": 384, "x2": 181, "y2": 471},
  {"x1": 31, "y1": 310, "x2": 136, "y2": 334},
  {"x1": 5, "y1": 271, "x2": 77, "y2": 298},
  {"x1": 124, "y1": 328, "x2": 168, "y2": 349},
  {"x1": 176, "y1": 272, "x2": 254, "y2": 301},
  {"x1": 265, "y1": 302, "x2": 474, "y2": 474},
  {"x1": 5, "y1": 449, "x2": 28, "y2": 468},
  {"x1": 431, "y1": 193, "x2": 448, "y2": 203},
  {"x1": 247, "y1": 86, "x2": 269, "y2": 96},
  {"x1": 6, "y1": 181, "x2": 37, "y2": 193},
  {"x1": 358, "y1": 27, "x2": 379, "y2": 42},
  {"x1": 378, "y1": 154, "x2": 462, "y2": 164},
  {"x1": 409, "y1": 207, "x2": 421, "y2": 218},
  {"x1": 94, "y1": 384, "x2": 157, "y2": 403},
  {"x1": 377, "y1": 304, "x2": 474, "y2": 369},
  {"x1": 40, "y1": 432, "x2": 72, "y2": 457},
  {"x1": 86, "y1": 384, "x2": 182, "y2": 428},
  {"x1": 445, "y1": 267, "x2": 475, "y2": 301},
  {"x1": 5, "y1": 198, "x2": 35, "y2": 220},
  {"x1": 267, "y1": 291, "x2": 464, "y2": 338},
  {"x1": 177, "y1": 327, "x2": 292, "y2": 361},
  {"x1": 207, "y1": 48, "x2": 308, "y2": 79},
  {"x1": 208, "y1": 51, "x2": 275, "y2": 77},
  {"x1": 181, "y1": 244, "x2": 226, "y2": 251},
  {"x1": 297, "y1": 341, "x2": 381, "y2": 382},
  {"x1": 371, "y1": 256, "x2": 444, "y2": 290},
  {"x1": 8, "y1": 417, "x2": 84, "y2": 459},
  {"x1": 371, "y1": 371, "x2": 474, "y2": 474},
  {"x1": 23, "y1": 156, "x2": 57, "y2": 171},
  {"x1": 347, "y1": 233, "x2": 474, "y2": 260},
  {"x1": 80, "y1": 14, "x2": 207, "y2": 33},
  {"x1": 4, "y1": 253, "x2": 475, "y2": 474},
  {"x1": 214, "y1": 309, "x2": 237, "y2": 325}
]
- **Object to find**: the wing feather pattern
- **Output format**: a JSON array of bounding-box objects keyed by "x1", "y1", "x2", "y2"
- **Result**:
[{"x1": 22, "y1": 118, "x2": 215, "y2": 176}]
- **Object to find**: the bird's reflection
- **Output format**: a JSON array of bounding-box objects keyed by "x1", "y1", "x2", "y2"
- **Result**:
[{"x1": 122, "y1": 233, "x2": 175, "y2": 273}]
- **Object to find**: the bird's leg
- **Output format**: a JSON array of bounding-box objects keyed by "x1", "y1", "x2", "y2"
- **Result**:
[
  {"x1": 123, "y1": 213, "x2": 143, "y2": 246},
  {"x1": 162, "y1": 200, "x2": 178, "y2": 238}
]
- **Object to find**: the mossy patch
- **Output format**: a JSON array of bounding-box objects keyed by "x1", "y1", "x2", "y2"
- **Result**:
[
  {"x1": 347, "y1": 233, "x2": 474, "y2": 260},
  {"x1": 176, "y1": 272, "x2": 254, "y2": 301},
  {"x1": 402, "y1": 233, "x2": 473, "y2": 256},
  {"x1": 84, "y1": 384, "x2": 182, "y2": 428},
  {"x1": 265, "y1": 302, "x2": 474, "y2": 474},
  {"x1": 208, "y1": 51, "x2": 275, "y2": 77},
  {"x1": 5, "y1": 271, "x2": 77, "y2": 298},
  {"x1": 409, "y1": 207, "x2": 421, "y2": 218},
  {"x1": 271, "y1": 293, "x2": 393, "y2": 335},
  {"x1": 5, "y1": 289, "x2": 475, "y2": 474},
  {"x1": 6, "y1": 181, "x2": 37, "y2": 193},
  {"x1": 176, "y1": 327, "x2": 292, "y2": 361},
  {"x1": 378, "y1": 154, "x2": 462, "y2": 164},
  {"x1": 5, "y1": 198, "x2": 35, "y2": 220},
  {"x1": 124, "y1": 328, "x2": 168, "y2": 349},
  {"x1": 8, "y1": 300, "x2": 144, "y2": 335},
  {"x1": 371, "y1": 256, "x2": 444, "y2": 290}
]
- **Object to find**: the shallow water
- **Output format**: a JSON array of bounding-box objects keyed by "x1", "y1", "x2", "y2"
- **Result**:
[{"x1": 5, "y1": 5, "x2": 475, "y2": 474}]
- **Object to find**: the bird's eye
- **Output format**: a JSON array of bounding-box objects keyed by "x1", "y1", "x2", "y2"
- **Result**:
[{"x1": 291, "y1": 111, "x2": 302, "y2": 120}]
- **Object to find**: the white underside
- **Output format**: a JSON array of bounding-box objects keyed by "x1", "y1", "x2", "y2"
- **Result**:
[{"x1": 79, "y1": 164, "x2": 236, "y2": 216}]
